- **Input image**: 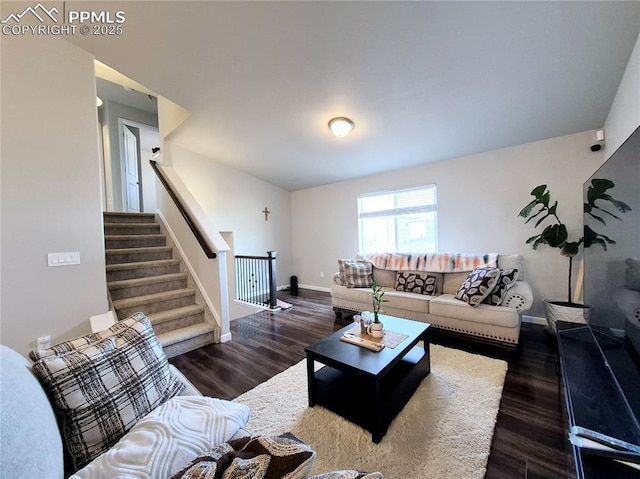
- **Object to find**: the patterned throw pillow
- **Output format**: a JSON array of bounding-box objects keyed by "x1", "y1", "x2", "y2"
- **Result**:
[
  {"x1": 338, "y1": 259, "x2": 373, "y2": 288},
  {"x1": 483, "y1": 268, "x2": 519, "y2": 306},
  {"x1": 455, "y1": 267, "x2": 502, "y2": 307},
  {"x1": 31, "y1": 313, "x2": 184, "y2": 470},
  {"x1": 170, "y1": 433, "x2": 316, "y2": 479},
  {"x1": 395, "y1": 271, "x2": 437, "y2": 295}
]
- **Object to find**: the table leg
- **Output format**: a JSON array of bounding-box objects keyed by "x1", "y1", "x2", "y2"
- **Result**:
[
  {"x1": 372, "y1": 378, "x2": 384, "y2": 443},
  {"x1": 307, "y1": 355, "x2": 317, "y2": 407}
]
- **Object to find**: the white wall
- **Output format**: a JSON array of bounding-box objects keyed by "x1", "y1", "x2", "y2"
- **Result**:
[
  {"x1": 604, "y1": 32, "x2": 640, "y2": 157},
  {"x1": 1, "y1": 36, "x2": 108, "y2": 355},
  {"x1": 165, "y1": 141, "x2": 293, "y2": 288},
  {"x1": 291, "y1": 130, "x2": 603, "y2": 319}
]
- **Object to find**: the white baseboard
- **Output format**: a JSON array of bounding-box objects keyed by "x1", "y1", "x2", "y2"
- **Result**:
[
  {"x1": 298, "y1": 284, "x2": 331, "y2": 293},
  {"x1": 522, "y1": 315, "x2": 547, "y2": 326},
  {"x1": 220, "y1": 332, "x2": 232, "y2": 343}
]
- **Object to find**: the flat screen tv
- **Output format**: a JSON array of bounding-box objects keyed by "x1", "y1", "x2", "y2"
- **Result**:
[{"x1": 583, "y1": 124, "x2": 640, "y2": 419}]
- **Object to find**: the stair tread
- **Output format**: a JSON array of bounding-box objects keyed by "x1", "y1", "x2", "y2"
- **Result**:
[
  {"x1": 147, "y1": 305, "x2": 205, "y2": 323},
  {"x1": 112, "y1": 288, "x2": 195, "y2": 308},
  {"x1": 157, "y1": 323, "x2": 215, "y2": 346},
  {"x1": 104, "y1": 223, "x2": 161, "y2": 229},
  {"x1": 106, "y1": 246, "x2": 172, "y2": 254},
  {"x1": 103, "y1": 213, "x2": 156, "y2": 221},
  {"x1": 108, "y1": 273, "x2": 187, "y2": 290},
  {"x1": 105, "y1": 234, "x2": 166, "y2": 240},
  {"x1": 106, "y1": 259, "x2": 179, "y2": 271}
]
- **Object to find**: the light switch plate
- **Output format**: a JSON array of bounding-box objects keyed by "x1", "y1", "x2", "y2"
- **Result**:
[{"x1": 48, "y1": 252, "x2": 80, "y2": 266}]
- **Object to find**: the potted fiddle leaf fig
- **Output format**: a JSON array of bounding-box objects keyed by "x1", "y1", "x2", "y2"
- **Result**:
[{"x1": 518, "y1": 179, "x2": 631, "y2": 332}]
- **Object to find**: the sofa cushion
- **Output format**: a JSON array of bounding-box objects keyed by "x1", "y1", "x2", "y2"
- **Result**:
[
  {"x1": 71, "y1": 396, "x2": 250, "y2": 479},
  {"x1": 339, "y1": 259, "x2": 373, "y2": 288},
  {"x1": 395, "y1": 271, "x2": 437, "y2": 295},
  {"x1": 372, "y1": 267, "x2": 397, "y2": 288},
  {"x1": 332, "y1": 285, "x2": 433, "y2": 315},
  {"x1": 170, "y1": 433, "x2": 316, "y2": 479},
  {"x1": 455, "y1": 268, "x2": 501, "y2": 306},
  {"x1": 442, "y1": 272, "x2": 470, "y2": 295},
  {"x1": 430, "y1": 294, "x2": 520, "y2": 328},
  {"x1": 483, "y1": 269, "x2": 519, "y2": 306},
  {"x1": 31, "y1": 313, "x2": 185, "y2": 470}
]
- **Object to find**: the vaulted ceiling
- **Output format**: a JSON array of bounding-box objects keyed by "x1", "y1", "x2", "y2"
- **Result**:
[{"x1": 69, "y1": 1, "x2": 640, "y2": 191}]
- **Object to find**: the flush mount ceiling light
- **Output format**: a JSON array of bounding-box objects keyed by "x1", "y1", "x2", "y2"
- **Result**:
[
  {"x1": 328, "y1": 117, "x2": 354, "y2": 137},
  {"x1": 96, "y1": 96, "x2": 103, "y2": 107}
]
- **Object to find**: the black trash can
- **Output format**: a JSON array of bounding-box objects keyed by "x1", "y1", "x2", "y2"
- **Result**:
[{"x1": 290, "y1": 275, "x2": 299, "y2": 296}]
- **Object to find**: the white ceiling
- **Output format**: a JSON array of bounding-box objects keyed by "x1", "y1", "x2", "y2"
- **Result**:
[{"x1": 70, "y1": 1, "x2": 640, "y2": 191}]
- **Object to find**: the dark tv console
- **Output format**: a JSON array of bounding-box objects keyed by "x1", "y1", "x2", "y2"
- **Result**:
[{"x1": 557, "y1": 321, "x2": 640, "y2": 478}]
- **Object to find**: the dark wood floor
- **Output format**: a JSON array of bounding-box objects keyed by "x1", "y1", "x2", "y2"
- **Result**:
[{"x1": 169, "y1": 289, "x2": 568, "y2": 479}]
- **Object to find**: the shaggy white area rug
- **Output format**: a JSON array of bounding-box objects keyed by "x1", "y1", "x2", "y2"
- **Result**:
[{"x1": 234, "y1": 344, "x2": 507, "y2": 478}]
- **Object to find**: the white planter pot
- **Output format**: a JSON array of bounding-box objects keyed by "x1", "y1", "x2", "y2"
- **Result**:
[
  {"x1": 544, "y1": 299, "x2": 592, "y2": 334},
  {"x1": 367, "y1": 321, "x2": 384, "y2": 338}
]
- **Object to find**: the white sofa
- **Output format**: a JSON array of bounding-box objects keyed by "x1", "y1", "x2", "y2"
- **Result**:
[{"x1": 331, "y1": 253, "x2": 533, "y2": 349}]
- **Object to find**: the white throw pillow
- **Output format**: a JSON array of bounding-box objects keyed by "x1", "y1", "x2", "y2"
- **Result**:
[{"x1": 70, "y1": 396, "x2": 251, "y2": 479}]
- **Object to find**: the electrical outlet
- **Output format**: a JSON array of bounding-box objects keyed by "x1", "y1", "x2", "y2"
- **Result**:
[
  {"x1": 320, "y1": 271, "x2": 324, "y2": 278},
  {"x1": 37, "y1": 336, "x2": 51, "y2": 349}
]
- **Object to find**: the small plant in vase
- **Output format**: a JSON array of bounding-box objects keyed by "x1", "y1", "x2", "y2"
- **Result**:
[{"x1": 368, "y1": 281, "x2": 388, "y2": 338}]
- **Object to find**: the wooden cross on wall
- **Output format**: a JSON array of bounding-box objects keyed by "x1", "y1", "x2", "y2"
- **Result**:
[{"x1": 263, "y1": 207, "x2": 270, "y2": 221}]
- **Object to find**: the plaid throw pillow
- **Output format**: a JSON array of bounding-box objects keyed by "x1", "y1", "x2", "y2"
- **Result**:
[
  {"x1": 395, "y1": 271, "x2": 437, "y2": 295},
  {"x1": 338, "y1": 259, "x2": 373, "y2": 288},
  {"x1": 31, "y1": 313, "x2": 184, "y2": 470},
  {"x1": 483, "y1": 268, "x2": 519, "y2": 305},
  {"x1": 455, "y1": 267, "x2": 501, "y2": 307}
]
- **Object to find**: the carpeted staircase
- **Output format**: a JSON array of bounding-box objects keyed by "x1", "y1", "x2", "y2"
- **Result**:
[{"x1": 104, "y1": 212, "x2": 219, "y2": 358}]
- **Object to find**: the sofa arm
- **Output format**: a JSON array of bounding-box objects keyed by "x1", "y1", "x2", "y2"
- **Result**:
[
  {"x1": 612, "y1": 287, "x2": 640, "y2": 323},
  {"x1": 503, "y1": 281, "x2": 533, "y2": 312},
  {"x1": 333, "y1": 272, "x2": 345, "y2": 286}
]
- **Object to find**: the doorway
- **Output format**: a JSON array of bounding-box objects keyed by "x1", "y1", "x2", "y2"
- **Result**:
[
  {"x1": 118, "y1": 119, "x2": 160, "y2": 213},
  {"x1": 96, "y1": 77, "x2": 160, "y2": 213}
]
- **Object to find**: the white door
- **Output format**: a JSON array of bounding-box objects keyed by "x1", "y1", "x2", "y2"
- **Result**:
[{"x1": 123, "y1": 125, "x2": 141, "y2": 213}]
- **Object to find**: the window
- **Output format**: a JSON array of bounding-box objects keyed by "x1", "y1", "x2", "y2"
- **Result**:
[{"x1": 358, "y1": 185, "x2": 437, "y2": 253}]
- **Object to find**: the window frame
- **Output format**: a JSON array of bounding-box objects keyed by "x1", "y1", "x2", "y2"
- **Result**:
[{"x1": 357, "y1": 184, "x2": 438, "y2": 254}]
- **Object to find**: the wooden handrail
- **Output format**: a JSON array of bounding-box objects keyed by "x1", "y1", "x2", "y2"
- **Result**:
[{"x1": 150, "y1": 160, "x2": 216, "y2": 259}]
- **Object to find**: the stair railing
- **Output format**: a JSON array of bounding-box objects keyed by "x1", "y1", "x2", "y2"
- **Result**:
[
  {"x1": 150, "y1": 160, "x2": 216, "y2": 258},
  {"x1": 235, "y1": 251, "x2": 278, "y2": 309}
]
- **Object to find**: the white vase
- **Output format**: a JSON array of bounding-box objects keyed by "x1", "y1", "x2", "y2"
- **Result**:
[{"x1": 544, "y1": 299, "x2": 592, "y2": 334}]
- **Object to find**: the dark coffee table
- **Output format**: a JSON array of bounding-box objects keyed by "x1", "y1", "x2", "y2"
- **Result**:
[{"x1": 305, "y1": 314, "x2": 430, "y2": 443}]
